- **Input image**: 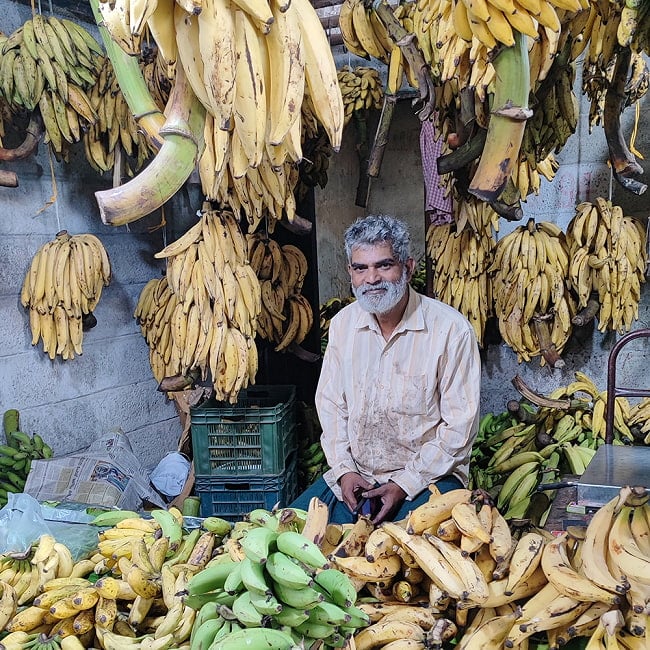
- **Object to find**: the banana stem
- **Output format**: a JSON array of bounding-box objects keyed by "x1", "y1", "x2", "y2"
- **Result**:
[
  {"x1": 95, "y1": 64, "x2": 206, "y2": 226},
  {"x1": 89, "y1": 0, "x2": 165, "y2": 149},
  {"x1": 468, "y1": 34, "x2": 532, "y2": 203}
]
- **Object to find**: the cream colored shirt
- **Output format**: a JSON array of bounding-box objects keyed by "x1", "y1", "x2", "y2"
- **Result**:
[{"x1": 316, "y1": 287, "x2": 481, "y2": 501}]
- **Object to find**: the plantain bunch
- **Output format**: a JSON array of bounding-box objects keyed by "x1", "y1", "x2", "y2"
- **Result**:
[
  {"x1": 566, "y1": 197, "x2": 647, "y2": 334},
  {"x1": 0, "y1": 14, "x2": 102, "y2": 157},
  {"x1": 201, "y1": 126, "x2": 300, "y2": 234},
  {"x1": 337, "y1": 65, "x2": 384, "y2": 127},
  {"x1": 246, "y1": 233, "x2": 314, "y2": 352},
  {"x1": 136, "y1": 207, "x2": 261, "y2": 403},
  {"x1": 489, "y1": 219, "x2": 576, "y2": 365},
  {"x1": 426, "y1": 222, "x2": 495, "y2": 348},
  {"x1": 83, "y1": 54, "x2": 163, "y2": 176},
  {"x1": 20, "y1": 230, "x2": 111, "y2": 360}
]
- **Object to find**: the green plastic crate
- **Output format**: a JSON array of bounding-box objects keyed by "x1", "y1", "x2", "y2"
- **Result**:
[
  {"x1": 190, "y1": 385, "x2": 297, "y2": 476},
  {"x1": 195, "y1": 454, "x2": 298, "y2": 520}
]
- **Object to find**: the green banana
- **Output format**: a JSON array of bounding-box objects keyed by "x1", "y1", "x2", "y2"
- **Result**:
[
  {"x1": 90, "y1": 509, "x2": 141, "y2": 526},
  {"x1": 202, "y1": 517, "x2": 232, "y2": 536},
  {"x1": 187, "y1": 560, "x2": 239, "y2": 596},
  {"x1": 239, "y1": 557, "x2": 272, "y2": 596},
  {"x1": 223, "y1": 561, "x2": 244, "y2": 595},
  {"x1": 265, "y1": 552, "x2": 314, "y2": 590},
  {"x1": 184, "y1": 590, "x2": 236, "y2": 611},
  {"x1": 239, "y1": 526, "x2": 278, "y2": 564},
  {"x1": 208, "y1": 627, "x2": 298, "y2": 650},
  {"x1": 247, "y1": 509, "x2": 280, "y2": 530},
  {"x1": 231, "y1": 591, "x2": 264, "y2": 628},
  {"x1": 272, "y1": 605, "x2": 310, "y2": 627},
  {"x1": 489, "y1": 450, "x2": 545, "y2": 474},
  {"x1": 275, "y1": 531, "x2": 329, "y2": 570},
  {"x1": 342, "y1": 604, "x2": 372, "y2": 628},
  {"x1": 248, "y1": 591, "x2": 283, "y2": 615},
  {"x1": 307, "y1": 601, "x2": 352, "y2": 626},
  {"x1": 150, "y1": 508, "x2": 183, "y2": 549},
  {"x1": 189, "y1": 615, "x2": 225, "y2": 650},
  {"x1": 3, "y1": 409, "x2": 20, "y2": 439},
  {"x1": 272, "y1": 582, "x2": 324, "y2": 609},
  {"x1": 293, "y1": 619, "x2": 338, "y2": 639},
  {"x1": 312, "y1": 568, "x2": 357, "y2": 608},
  {"x1": 496, "y1": 460, "x2": 540, "y2": 510}
]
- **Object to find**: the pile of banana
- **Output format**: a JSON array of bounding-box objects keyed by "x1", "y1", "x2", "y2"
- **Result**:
[
  {"x1": 20, "y1": 231, "x2": 112, "y2": 361},
  {"x1": 489, "y1": 219, "x2": 575, "y2": 365},
  {"x1": 135, "y1": 207, "x2": 260, "y2": 403},
  {"x1": 246, "y1": 233, "x2": 314, "y2": 353},
  {"x1": 469, "y1": 370, "x2": 641, "y2": 523},
  {"x1": 83, "y1": 55, "x2": 160, "y2": 176},
  {"x1": 337, "y1": 66, "x2": 384, "y2": 126},
  {"x1": 185, "y1": 508, "x2": 371, "y2": 649},
  {"x1": 1, "y1": 409, "x2": 54, "y2": 508},
  {"x1": 0, "y1": 14, "x2": 103, "y2": 156},
  {"x1": 99, "y1": 0, "x2": 343, "y2": 234},
  {"x1": 426, "y1": 222, "x2": 495, "y2": 348},
  {"x1": 627, "y1": 397, "x2": 650, "y2": 445},
  {"x1": 337, "y1": 0, "x2": 393, "y2": 65},
  {"x1": 566, "y1": 198, "x2": 647, "y2": 334},
  {"x1": 296, "y1": 128, "x2": 333, "y2": 203}
]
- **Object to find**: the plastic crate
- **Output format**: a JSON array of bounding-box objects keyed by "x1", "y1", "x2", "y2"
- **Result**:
[
  {"x1": 190, "y1": 385, "x2": 297, "y2": 476},
  {"x1": 195, "y1": 454, "x2": 299, "y2": 520}
]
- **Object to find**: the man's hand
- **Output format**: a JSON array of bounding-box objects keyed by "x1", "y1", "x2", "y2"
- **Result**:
[
  {"x1": 363, "y1": 481, "x2": 407, "y2": 524},
  {"x1": 338, "y1": 472, "x2": 374, "y2": 513}
]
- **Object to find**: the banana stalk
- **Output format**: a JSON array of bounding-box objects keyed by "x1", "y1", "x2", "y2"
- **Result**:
[
  {"x1": 90, "y1": 0, "x2": 165, "y2": 149},
  {"x1": 468, "y1": 33, "x2": 532, "y2": 202},
  {"x1": 95, "y1": 63, "x2": 206, "y2": 226}
]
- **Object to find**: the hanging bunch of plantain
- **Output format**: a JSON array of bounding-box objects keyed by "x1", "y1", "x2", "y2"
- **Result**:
[
  {"x1": 246, "y1": 232, "x2": 314, "y2": 353},
  {"x1": 566, "y1": 197, "x2": 647, "y2": 334},
  {"x1": 0, "y1": 14, "x2": 103, "y2": 158},
  {"x1": 426, "y1": 220, "x2": 495, "y2": 348},
  {"x1": 337, "y1": 65, "x2": 384, "y2": 127},
  {"x1": 83, "y1": 54, "x2": 162, "y2": 175},
  {"x1": 98, "y1": 0, "x2": 344, "y2": 234},
  {"x1": 20, "y1": 230, "x2": 111, "y2": 360},
  {"x1": 489, "y1": 219, "x2": 576, "y2": 365},
  {"x1": 135, "y1": 206, "x2": 261, "y2": 403}
]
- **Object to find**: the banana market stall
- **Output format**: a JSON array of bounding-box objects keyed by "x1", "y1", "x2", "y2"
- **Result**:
[{"x1": 1, "y1": 486, "x2": 650, "y2": 650}]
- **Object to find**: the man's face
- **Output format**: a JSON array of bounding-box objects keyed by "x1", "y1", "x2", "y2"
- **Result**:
[{"x1": 348, "y1": 243, "x2": 414, "y2": 315}]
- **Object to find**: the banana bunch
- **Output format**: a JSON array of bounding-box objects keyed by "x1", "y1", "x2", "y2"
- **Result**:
[
  {"x1": 100, "y1": 0, "x2": 342, "y2": 214},
  {"x1": 489, "y1": 219, "x2": 575, "y2": 365},
  {"x1": 319, "y1": 295, "x2": 355, "y2": 354},
  {"x1": 20, "y1": 231, "x2": 112, "y2": 361},
  {"x1": 337, "y1": 66, "x2": 384, "y2": 127},
  {"x1": 0, "y1": 15, "x2": 102, "y2": 156},
  {"x1": 521, "y1": 58, "x2": 578, "y2": 178},
  {"x1": 566, "y1": 198, "x2": 647, "y2": 334},
  {"x1": 338, "y1": 0, "x2": 394, "y2": 63},
  {"x1": 246, "y1": 234, "x2": 314, "y2": 352},
  {"x1": 296, "y1": 128, "x2": 333, "y2": 203},
  {"x1": 627, "y1": 397, "x2": 650, "y2": 444},
  {"x1": 298, "y1": 440, "x2": 328, "y2": 489},
  {"x1": 136, "y1": 208, "x2": 260, "y2": 403},
  {"x1": 201, "y1": 124, "x2": 301, "y2": 233},
  {"x1": 426, "y1": 222, "x2": 495, "y2": 347},
  {"x1": 186, "y1": 523, "x2": 370, "y2": 649},
  {"x1": 0, "y1": 534, "x2": 81, "y2": 632},
  {"x1": 0, "y1": 427, "x2": 54, "y2": 508},
  {"x1": 83, "y1": 55, "x2": 159, "y2": 176}
]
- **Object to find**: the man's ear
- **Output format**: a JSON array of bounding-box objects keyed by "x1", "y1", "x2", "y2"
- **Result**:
[{"x1": 406, "y1": 257, "x2": 416, "y2": 278}]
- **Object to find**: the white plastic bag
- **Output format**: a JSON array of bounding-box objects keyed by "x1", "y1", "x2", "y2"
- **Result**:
[
  {"x1": 0, "y1": 492, "x2": 52, "y2": 554},
  {"x1": 150, "y1": 452, "x2": 191, "y2": 497}
]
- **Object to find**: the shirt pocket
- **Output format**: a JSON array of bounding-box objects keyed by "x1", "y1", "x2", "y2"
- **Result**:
[{"x1": 390, "y1": 374, "x2": 428, "y2": 416}]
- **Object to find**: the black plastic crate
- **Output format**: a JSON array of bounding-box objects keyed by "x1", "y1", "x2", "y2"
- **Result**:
[
  {"x1": 191, "y1": 385, "x2": 296, "y2": 476},
  {"x1": 195, "y1": 454, "x2": 299, "y2": 520}
]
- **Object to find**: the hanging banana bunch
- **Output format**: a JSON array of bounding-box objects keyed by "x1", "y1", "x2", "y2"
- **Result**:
[
  {"x1": 137, "y1": 206, "x2": 261, "y2": 403},
  {"x1": 489, "y1": 219, "x2": 575, "y2": 365},
  {"x1": 0, "y1": 14, "x2": 103, "y2": 157},
  {"x1": 453, "y1": 195, "x2": 500, "y2": 237},
  {"x1": 83, "y1": 55, "x2": 161, "y2": 175},
  {"x1": 99, "y1": 0, "x2": 343, "y2": 233},
  {"x1": 337, "y1": 66, "x2": 384, "y2": 127},
  {"x1": 20, "y1": 230, "x2": 111, "y2": 360},
  {"x1": 246, "y1": 233, "x2": 314, "y2": 352},
  {"x1": 426, "y1": 220, "x2": 495, "y2": 347},
  {"x1": 566, "y1": 198, "x2": 647, "y2": 334}
]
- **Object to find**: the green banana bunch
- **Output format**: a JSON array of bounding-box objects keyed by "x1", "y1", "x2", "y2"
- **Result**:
[
  {"x1": 186, "y1": 524, "x2": 369, "y2": 648},
  {"x1": 0, "y1": 409, "x2": 54, "y2": 507},
  {"x1": 0, "y1": 15, "x2": 102, "y2": 156},
  {"x1": 298, "y1": 440, "x2": 328, "y2": 490}
]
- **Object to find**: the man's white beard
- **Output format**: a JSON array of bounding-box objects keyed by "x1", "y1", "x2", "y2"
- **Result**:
[{"x1": 352, "y1": 269, "x2": 409, "y2": 315}]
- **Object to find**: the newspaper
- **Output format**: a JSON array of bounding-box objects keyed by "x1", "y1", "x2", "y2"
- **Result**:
[{"x1": 23, "y1": 429, "x2": 166, "y2": 510}]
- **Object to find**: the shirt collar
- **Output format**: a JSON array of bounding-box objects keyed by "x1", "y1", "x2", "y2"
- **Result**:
[{"x1": 353, "y1": 287, "x2": 425, "y2": 334}]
